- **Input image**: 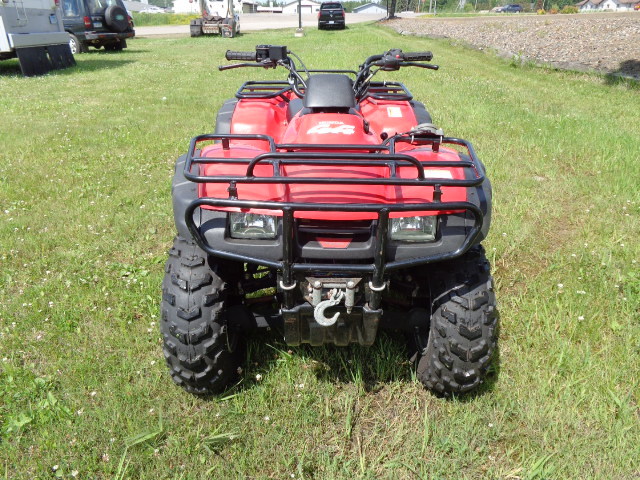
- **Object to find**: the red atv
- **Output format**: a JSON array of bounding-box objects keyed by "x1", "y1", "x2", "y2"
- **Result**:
[{"x1": 161, "y1": 45, "x2": 497, "y2": 395}]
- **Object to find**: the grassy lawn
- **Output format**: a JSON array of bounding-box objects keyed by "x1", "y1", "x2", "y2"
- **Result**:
[{"x1": 1, "y1": 23, "x2": 638, "y2": 479}]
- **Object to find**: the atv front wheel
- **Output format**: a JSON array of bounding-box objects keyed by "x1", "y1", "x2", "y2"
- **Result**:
[
  {"x1": 415, "y1": 246, "x2": 498, "y2": 395},
  {"x1": 160, "y1": 236, "x2": 245, "y2": 394}
]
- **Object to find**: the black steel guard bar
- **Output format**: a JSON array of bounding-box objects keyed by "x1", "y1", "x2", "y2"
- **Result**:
[
  {"x1": 362, "y1": 82, "x2": 413, "y2": 101},
  {"x1": 182, "y1": 132, "x2": 486, "y2": 282},
  {"x1": 183, "y1": 134, "x2": 485, "y2": 189},
  {"x1": 184, "y1": 198, "x2": 483, "y2": 281}
]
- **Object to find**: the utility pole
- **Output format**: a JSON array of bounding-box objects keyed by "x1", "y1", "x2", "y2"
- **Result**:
[{"x1": 295, "y1": 0, "x2": 304, "y2": 36}]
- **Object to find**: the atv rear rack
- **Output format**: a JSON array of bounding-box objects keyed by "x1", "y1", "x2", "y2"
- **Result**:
[
  {"x1": 364, "y1": 82, "x2": 413, "y2": 101},
  {"x1": 236, "y1": 81, "x2": 291, "y2": 99},
  {"x1": 235, "y1": 80, "x2": 413, "y2": 102},
  {"x1": 182, "y1": 133, "x2": 487, "y2": 304}
]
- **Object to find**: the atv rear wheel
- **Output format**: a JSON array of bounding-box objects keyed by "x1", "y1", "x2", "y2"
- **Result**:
[
  {"x1": 415, "y1": 246, "x2": 498, "y2": 395},
  {"x1": 160, "y1": 236, "x2": 245, "y2": 394}
]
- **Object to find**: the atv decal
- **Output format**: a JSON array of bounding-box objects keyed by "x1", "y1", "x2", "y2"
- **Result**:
[
  {"x1": 306, "y1": 121, "x2": 356, "y2": 135},
  {"x1": 424, "y1": 170, "x2": 453, "y2": 179},
  {"x1": 387, "y1": 107, "x2": 403, "y2": 118}
]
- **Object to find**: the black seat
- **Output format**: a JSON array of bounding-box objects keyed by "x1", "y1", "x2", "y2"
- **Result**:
[{"x1": 303, "y1": 74, "x2": 356, "y2": 112}]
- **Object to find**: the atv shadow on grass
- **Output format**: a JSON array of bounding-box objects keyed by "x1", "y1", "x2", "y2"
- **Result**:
[{"x1": 221, "y1": 327, "x2": 500, "y2": 398}]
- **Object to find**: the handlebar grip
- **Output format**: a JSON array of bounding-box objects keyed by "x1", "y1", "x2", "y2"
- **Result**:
[
  {"x1": 403, "y1": 51, "x2": 433, "y2": 62},
  {"x1": 225, "y1": 50, "x2": 257, "y2": 62}
]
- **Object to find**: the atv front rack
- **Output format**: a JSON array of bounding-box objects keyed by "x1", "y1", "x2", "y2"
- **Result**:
[{"x1": 182, "y1": 133, "x2": 486, "y2": 302}]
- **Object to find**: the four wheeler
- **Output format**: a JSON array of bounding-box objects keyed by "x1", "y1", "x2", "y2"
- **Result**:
[{"x1": 161, "y1": 45, "x2": 498, "y2": 396}]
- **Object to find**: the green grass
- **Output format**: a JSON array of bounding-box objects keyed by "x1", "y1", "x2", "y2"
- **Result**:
[
  {"x1": 130, "y1": 13, "x2": 199, "y2": 27},
  {"x1": 1, "y1": 23, "x2": 639, "y2": 479}
]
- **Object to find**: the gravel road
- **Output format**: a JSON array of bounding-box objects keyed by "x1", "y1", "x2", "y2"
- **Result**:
[{"x1": 384, "y1": 13, "x2": 640, "y2": 79}]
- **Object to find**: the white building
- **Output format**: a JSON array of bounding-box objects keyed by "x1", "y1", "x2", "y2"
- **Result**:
[
  {"x1": 577, "y1": 0, "x2": 638, "y2": 11},
  {"x1": 281, "y1": 0, "x2": 321, "y2": 14},
  {"x1": 353, "y1": 2, "x2": 387, "y2": 13}
]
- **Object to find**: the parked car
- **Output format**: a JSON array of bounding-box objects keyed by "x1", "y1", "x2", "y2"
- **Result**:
[
  {"x1": 318, "y1": 2, "x2": 346, "y2": 30},
  {"x1": 62, "y1": 0, "x2": 135, "y2": 54},
  {"x1": 497, "y1": 4, "x2": 523, "y2": 12}
]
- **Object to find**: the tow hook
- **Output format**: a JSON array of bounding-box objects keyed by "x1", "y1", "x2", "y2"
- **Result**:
[
  {"x1": 308, "y1": 278, "x2": 360, "y2": 327},
  {"x1": 314, "y1": 289, "x2": 344, "y2": 326}
]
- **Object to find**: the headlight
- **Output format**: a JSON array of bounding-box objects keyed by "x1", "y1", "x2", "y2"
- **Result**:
[
  {"x1": 229, "y1": 213, "x2": 278, "y2": 239},
  {"x1": 390, "y1": 215, "x2": 437, "y2": 242}
]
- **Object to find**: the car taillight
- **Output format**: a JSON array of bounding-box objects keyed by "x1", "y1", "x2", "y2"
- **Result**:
[
  {"x1": 83, "y1": 16, "x2": 92, "y2": 29},
  {"x1": 341, "y1": 11, "x2": 345, "y2": 16}
]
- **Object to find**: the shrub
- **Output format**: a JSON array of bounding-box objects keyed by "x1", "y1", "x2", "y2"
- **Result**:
[
  {"x1": 131, "y1": 13, "x2": 200, "y2": 27},
  {"x1": 537, "y1": 8, "x2": 546, "y2": 13},
  {"x1": 560, "y1": 5, "x2": 578, "y2": 13}
]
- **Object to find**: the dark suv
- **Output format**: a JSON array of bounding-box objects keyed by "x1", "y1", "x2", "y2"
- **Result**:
[
  {"x1": 318, "y1": 2, "x2": 346, "y2": 30},
  {"x1": 62, "y1": 0, "x2": 135, "y2": 53},
  {"x1": 498, "y1": 4, "x2": 523, "y2": 12}
]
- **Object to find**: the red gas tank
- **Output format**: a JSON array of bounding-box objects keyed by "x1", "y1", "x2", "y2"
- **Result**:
[{"x1": 280, "y1": 113, "x2": 379, "y2": 146}]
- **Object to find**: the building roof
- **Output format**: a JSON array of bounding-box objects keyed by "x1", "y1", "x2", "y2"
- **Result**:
[
  {"x1": 283, "y1": 0, "x2": 321, "y2": 6},
  {"x1": 353, "y1": 2, "x2": 386, "y2": 11}
]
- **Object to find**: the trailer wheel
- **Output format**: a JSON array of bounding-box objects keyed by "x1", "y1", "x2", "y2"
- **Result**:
[
  {"x1": 413, "y1": 246, "x2": 498, "y2": 395},
  {"x1": 161, "y1": 236, "x2": 246, "y2": 394}
]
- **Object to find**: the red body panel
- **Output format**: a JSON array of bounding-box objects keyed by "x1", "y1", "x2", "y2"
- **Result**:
[
  {"x1": 199, "y1": 149, "x2": 468, "y2": 221},
  {"x1": 197, "y1": 94, "x2": 472, "y2": 220},
  {"x1": 281, "y1": 113, "x2": 379, "y2": 146},
  {"x1": 230, "y1": 97, "x2": 289, "y2": 147},
  {"x1": 360, "y1": 98, "x2": 419, "y2": 138}
]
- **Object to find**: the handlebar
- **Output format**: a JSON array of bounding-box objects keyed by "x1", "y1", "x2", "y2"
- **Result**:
[
  {"x1": 225, "y1": 50, "x2": 257, "y2": 62},
  {"x1": 403, "y1": 51, "x2": 433, "y2": 62},
  {"x1": 219, "y1": 46, "x2": 438, "y2": 99}
]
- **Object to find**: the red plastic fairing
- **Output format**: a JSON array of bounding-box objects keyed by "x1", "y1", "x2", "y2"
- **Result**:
[
  {"x1": 281, "y1": 113, "x2": 379, "y2": 146},
  {"x1": 230, "y1": 98, "x2": 289, "y2": 147},
  {"x1": 198, "y1": 141, "x2": 471, "y2": 221},
  {"x1": 359, "y1": 98, "x2": 418, "y2": 139}
]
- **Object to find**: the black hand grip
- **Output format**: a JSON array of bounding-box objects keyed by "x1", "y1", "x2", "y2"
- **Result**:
[
  {"x1": 403, "y1": 51, "x2": 433, "y2": 62},
  {"x1": 225, "y1": 50, "x2": 257, "y2": 61}
]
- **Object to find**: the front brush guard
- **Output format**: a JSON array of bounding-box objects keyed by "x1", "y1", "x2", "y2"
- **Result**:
[{"x1": 182, "y1": 133, "x2": 486, "y2": 310}]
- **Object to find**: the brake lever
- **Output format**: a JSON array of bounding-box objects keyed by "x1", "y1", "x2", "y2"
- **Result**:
[
  {"x1": 218, "y1": 60, "x2": 279, "y2": 71},
  {"x1": 218, "y1": 63, "x2": 259, "y2": 71},
  {"x1": 401, "y1": 62, "x2": 439, "y2": 70}
]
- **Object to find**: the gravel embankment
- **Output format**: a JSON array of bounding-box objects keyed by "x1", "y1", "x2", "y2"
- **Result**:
[{"x1": 384, "y1": 13, "x2": 640, "y2": 79}]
